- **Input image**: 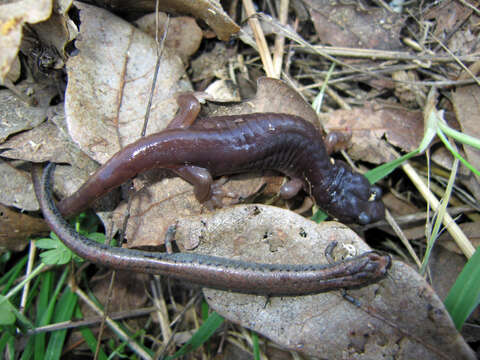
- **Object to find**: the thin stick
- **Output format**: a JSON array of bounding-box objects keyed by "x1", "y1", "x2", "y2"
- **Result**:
[{"x1": 243, "y1": 0, "x2": 276, "y2": 77}]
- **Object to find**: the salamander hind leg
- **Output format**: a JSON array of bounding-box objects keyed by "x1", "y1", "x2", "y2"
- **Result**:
[{"x1": 173, "y1": 166, "x2": 235, "y2": 209}]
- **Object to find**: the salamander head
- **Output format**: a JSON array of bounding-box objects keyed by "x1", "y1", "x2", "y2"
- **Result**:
[{"x1": 316, "y1": 161, "x2": 385, "y2": 225}]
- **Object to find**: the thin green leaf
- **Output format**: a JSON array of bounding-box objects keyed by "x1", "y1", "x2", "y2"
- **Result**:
[
  {"x1": 0, "y1": 296, "x2": 16, "y2": 325},
  {"x1": 165, "y1": 312, "x2": 224, "y2": 360},
  {"x1": 365, "y1": 150, "x2": 419, "y2": 184},
  {"x1": 34, "y1": 272, "x2": 53, "y2": 360},
  {"x1": 444, "y1": 247, "x2": 480, "y2": 330},
  {"x1": 252, "y1": 332, "x2": 260, "y2": 360},
  {"x1": 44, "y1": 288, "x2": 78, "y2": 359},
  {"x1": 0, "y1": 255, "x2": 27, "y2": 293},
  {"x1": 437, "y1": 129, "x2": 480, "y2": 177}
]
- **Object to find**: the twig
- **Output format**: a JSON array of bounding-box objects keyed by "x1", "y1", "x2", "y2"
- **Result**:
[{"x1": 243, "y1": 0, "x2": 276, "y2": 77}]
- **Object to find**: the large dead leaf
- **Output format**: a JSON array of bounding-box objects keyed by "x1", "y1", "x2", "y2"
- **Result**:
[
  {"x1": 304, "y1": 0, "x2": 404, "y2": 50},
  {"x1": 168, "y1": 205, "x2": 474, "y2": 359},
  {"x1": 64, "y1": 2, "x2": 191, "y2": 164},
  {"x1": 320, "y1": 102, "x2": 424, "y2": 163},
  {"x1": 0, "y1": 0, "x2": 53, "y2": 82}
]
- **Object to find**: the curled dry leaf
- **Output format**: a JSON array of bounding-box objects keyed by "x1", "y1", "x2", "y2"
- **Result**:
[
  {"x1": 171, "y1": 205, "x2": 474, "y2": 360},
  {"x1": 64, "y1": 2, "x2": 191, "y2": 164},
  {"x1": 0, "y1": 0, "x2": 53, "y2": 82},
  {"x1": 321, "y1": 102, "x2": 424, "y2": 163},
  {"x1": 145, "y1": 0, "x2": 239, "y2": 41},
  {"x1": 112, "y1": 78, "x2": 320, "y2": 247}
]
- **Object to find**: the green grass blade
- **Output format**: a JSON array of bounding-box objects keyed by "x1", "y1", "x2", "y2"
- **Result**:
[
  {"x1": 444, "y1": 247, "x2": 480, "y2": 330},
  {"x1": 34, "y1": 272, "x2": 53, "y2": 360},
  {"x1": 165, "y1": 312, "x2": 224, "y2": 360},
  {"x1": 365, "y1": 150, "x2": 419, "y2": 184},
  {"x1": 252, "y1": 331, "x2": 260, "y2": 360},
  {"x1": 44, "y1": 287, "x2": 78, "y2": 359}
]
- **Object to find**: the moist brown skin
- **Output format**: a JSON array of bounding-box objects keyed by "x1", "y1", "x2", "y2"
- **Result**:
[
  {"x1": 57, "y1": 94, "x2": 385, "y2": 224},
  {"x1": 32, "y1": 163, "x2": 391, "y2": 296}
]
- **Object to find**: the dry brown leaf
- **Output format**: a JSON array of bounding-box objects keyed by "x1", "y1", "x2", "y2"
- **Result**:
[
  {"x1": 64, "y1": 2, "x2": 191, "y2": 164},
  {"x1": 135, "y1": 12, "x2": 202, "y2": 63},
  {"x1": 0, "y1": 81, "x2": 58, "y2": 143},
  {"x1": 0, "y1": 0, "x2": 53, "y2": 82},
  {"x1": 0, "y1": 204, "x2": 49, "y2": 251},
  {"x1": 190, "y1": 42, "x2": 231, "y2": 82},
  {"x1": 0, "y1": 159, "x2": 38, "y2": 211},
  {"x1": 452, "y1": 84, "x2": 480, "y2": 197},
  {"x1": 168, "y1": 205, "x2": 474, "y2": 359},
  {"x1": 0, "y1": 108, "x2": 95, "y2": 171},
  {"x1": 304, "y1": 0, "x2": 404, "y2": 50},
  {"x1": 321, "y1": 102, "x2": 424, "y2": 163},
  {"x1": 425, "y1": 0, "x2": 473, "y2": 38}
]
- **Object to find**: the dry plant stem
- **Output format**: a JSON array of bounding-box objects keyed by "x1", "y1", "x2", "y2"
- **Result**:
[
  {"x1": 457, "y1": 0, "x2": 480, "y2": 15},
  {"x1": 299, "y1": 45, "x2": 480, "y2": 63},
  {"x1": 26, "y1": 307, "x2": 156, "y2": 335},
  {"x1": 151, "y1": 276, "x2": 173, "y2": 349},
  {"x1": 385, "y1": 210, "x2": 422, "y2": 268},
  {"x1": 402, "y1": 162, "x2": 475, "y2": 258},
  {"x1": 74, "y1": 285, "x2": 152, "y2": 360},
  {"x1": 20, "y1": 241, "x2": 37, "y2": 314},
  {"x1": 272, "y1": 0, "x2": 288, "y2": 78},
  {"x1": 95, "y1": 271, "x2": 116, "y2": 360},
  {"x1": 243, "y1": 0, "x2": 276, "y2": 77}
]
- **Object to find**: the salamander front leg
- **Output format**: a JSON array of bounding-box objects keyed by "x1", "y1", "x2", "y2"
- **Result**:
[
  {"x1": 166, "y1": 94, "x2": 201, "y2": 129},
  {"x1": 324, "y1": 131, "x2": 352, "y2": 155}
]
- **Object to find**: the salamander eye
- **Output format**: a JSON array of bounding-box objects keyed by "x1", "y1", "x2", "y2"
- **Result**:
[
  {"x1": 369, "y1": 186, "x2": 382, "y2": 201},
  {"x1": 358, "y1": 212, "x2": 371, "y2": 225}
]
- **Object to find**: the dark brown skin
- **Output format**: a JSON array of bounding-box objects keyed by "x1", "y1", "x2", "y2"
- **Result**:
[
  {"x1": 58, "y1": 94, "x2": 385, "y2": 224},
  {"x1": 33, "y1": 163, "x2": 391, "y2": 296}
]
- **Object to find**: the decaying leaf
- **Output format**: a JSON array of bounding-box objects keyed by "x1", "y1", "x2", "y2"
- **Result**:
[
  {"x1": 169, "y1": 205, "x2": 474, "y2": 359},
  {"x1": 452, "y1": 83, "x2": 480, "y2": 196},
  {"x1": 0, "y1": 204, "x2": 49, "y2": 251},
  {"x1": 304, "y1": 0, "x2": 404, "y2": 50},
  {"x1": 321, "y1": 102, "x2": 424, "y2": 163},
  {"x1": 64, "y1": 2, "x2": 191, "y2": 164},
  {"x1": 0, "y1": 81, "x2": 58, "y2": 144},
  {"x1": 0, "y1": 159, "x2": 38, "y2": 211}
]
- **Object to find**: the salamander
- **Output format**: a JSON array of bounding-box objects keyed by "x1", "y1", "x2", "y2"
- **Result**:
[{"x1": 56, "y1": 93, "x2": 385, "y2": 224}]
